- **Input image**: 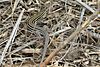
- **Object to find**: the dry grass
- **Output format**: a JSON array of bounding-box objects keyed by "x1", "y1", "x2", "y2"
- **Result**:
[{"x1": 0, "y1": 0, "x2": 100, "y2": 67}]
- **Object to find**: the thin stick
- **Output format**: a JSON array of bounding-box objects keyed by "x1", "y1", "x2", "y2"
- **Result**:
[
  {"x1": 12, "y1": 0, "x2": 20, "y2": 15},
  {"x1": 78, "y1": 7, "x2": 85, "y2": 24},
  {"x1": 76, "y1": 0, "x2": 95, "y2": 13},
  {"x1": 98, "y1": 0, "x2": 100, "y2": 17},
  {"x1": 98, "y1": 0, "x2": 100, "y2": 12},
  {"x1": 0, "y1": 9, "x2": 25, "y2": 65},
  {"x1": 40, "y1": 10, "x2": 98, "y2": 67}
]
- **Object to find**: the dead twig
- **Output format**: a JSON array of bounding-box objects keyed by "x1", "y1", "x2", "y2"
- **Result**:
[
  {"x1": 0, "y1": 9, "x2": 25, "y2": 65},
  {"x1": 8, "y1": 40, "x2": 37, "y2": 55},
  {"x1": 40, "y1": 10, "x2": 99, "y2": 67},
  {"x1": 76, "y1": 0, "x2": 95, "y2": 13}
]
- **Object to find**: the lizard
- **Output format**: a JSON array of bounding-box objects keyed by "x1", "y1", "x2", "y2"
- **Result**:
[{"x1": 26, "y1": 3, "x2": 50, "y2": 65}]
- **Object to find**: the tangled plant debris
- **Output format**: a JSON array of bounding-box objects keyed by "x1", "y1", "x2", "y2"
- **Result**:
[{"x1": 0, "y1": 0, "x2": 100, "y2": 67}]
